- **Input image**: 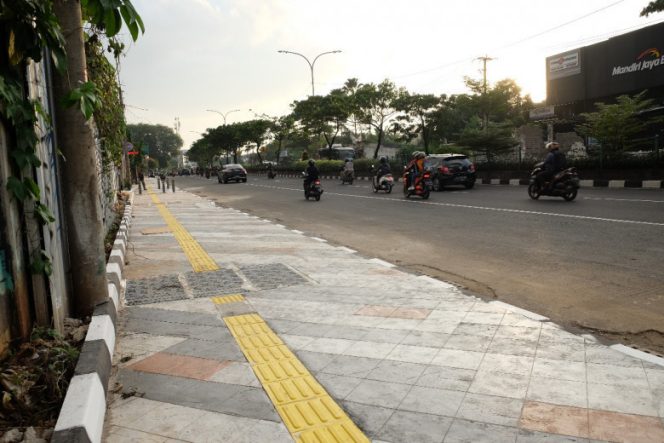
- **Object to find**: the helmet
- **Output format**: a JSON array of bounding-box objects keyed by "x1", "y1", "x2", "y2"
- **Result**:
[
  {"x1": 412, "y1": 151, "x2": 421, "y2": 158},
  {"x1": 416, "y1": 152, "x2": 426, "y2": 159},
  {"x1": 546, "y1": 142, "x2": 560, "y2": 151},
  {"x1": 379, "y1": 156, "x2": 387, "y2": 163},
  {"x1": 308, "y1": 159, "x2": 315, "y2": 166},
  {"x1": 344, "y1": 158, "x2": 351, "y2": 163}
]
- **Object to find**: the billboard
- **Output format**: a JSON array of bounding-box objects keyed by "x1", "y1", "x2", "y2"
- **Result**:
[{"x1": 547, "y1": 22, "x2": 664, "y2": 105}]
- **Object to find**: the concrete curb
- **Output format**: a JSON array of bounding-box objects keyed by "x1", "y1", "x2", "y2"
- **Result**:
[
  {"x1": 52, "y1": 190, "x2": 133, "y2": 443},
  {"x1": 250, "y1": 173, "x2": 663, "y2": 189}
]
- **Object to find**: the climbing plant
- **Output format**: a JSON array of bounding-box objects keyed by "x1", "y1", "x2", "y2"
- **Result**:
[{"x1": 0, "y1": 0, "x2": 143, "y2": 274}]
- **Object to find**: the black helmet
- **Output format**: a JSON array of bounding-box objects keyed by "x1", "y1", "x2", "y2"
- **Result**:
[
  {"x1": 379, "y1": 156, "x2": 387, "y2": 163},
  {"x1": 308, "y1": 159, "x2": 315, "y2": 166},
  {"x1": 344, "y1": 158, "x2": 350, "y2": 163}
]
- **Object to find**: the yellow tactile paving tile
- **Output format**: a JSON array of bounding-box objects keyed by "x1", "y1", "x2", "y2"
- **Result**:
[
  {"x1": 224, "y1": 314, "x2": 370, "y2": 442},
  {"x1": 211, "y1": 294, "x2": 245, "y2": 304},
  {"x1": 147, "y1": 189, "x2": 219, "y2": 272}
]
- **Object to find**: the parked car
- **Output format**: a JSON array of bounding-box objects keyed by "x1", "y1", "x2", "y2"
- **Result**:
[
  {"x1": 425, "y1": 154, "x2": 476, "y2": 190},
  {"x1": 218, "y1": 164, "x2": 247, "y2": 183}
]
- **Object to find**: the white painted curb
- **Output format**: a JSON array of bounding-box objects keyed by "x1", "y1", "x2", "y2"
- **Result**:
[
  {"x1": 54, "y1": 373, "x2": 105, "y2": 443},
  {"x1": 85, "y1": 315, "x2": 116, "y2": 358}
]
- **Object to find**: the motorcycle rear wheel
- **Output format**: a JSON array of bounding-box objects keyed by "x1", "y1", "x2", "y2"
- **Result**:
[
  {"x1": 315, "y1": 194, "x2": 321, "y2": 201},
  {"x1": 387, "y1": 185, "x2": 392, "y2": 194},
  {"x1": 422, "y1": 191, "x2": 430, "y2": 200},
  {"x1": 563, "y1": 188, "x2": 578, "y2": 201},
  {"x1": 528, "y1": 183, "x2": 540, "y2": 200}
]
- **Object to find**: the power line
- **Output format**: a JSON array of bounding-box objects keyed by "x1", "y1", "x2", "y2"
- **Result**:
[{"x1": 396, "y1": 0, "x2": 626, "y2": 80}]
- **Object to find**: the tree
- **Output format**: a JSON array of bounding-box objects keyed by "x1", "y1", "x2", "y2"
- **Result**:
[
  {"x1": 269, "y1": 115, "x2": 296, "y2": 165},
  {"x1": 51, "y1": 0, "x2": 143, "y2": 317},
  {"x1": 576, "y1": 91, "x2": 662, "y2": 161},
  {"x1": 292, "y1": 90, "x2": 350, "y2": 158},
  {"x1": 458, "y1": 121, "x2": 517, "y2": 163},
  {"x1": 641, "y1": 0, "x2": 664, "y2": 16},
  {"x1": 355, "y1": 80, "x2": 402, "y2": 159},
  {"x1": 127, "y1": 123, "x2": 183, "y2": 167},
  {"x1": 430, "y1": 94, "x2": 471, "y2": 145},
  {"x1": 238, "y1": 119, "x2": 271, "y2": 164},
  {"x1": 392, "y1": 93, "x2": 441, "y2": 154}
]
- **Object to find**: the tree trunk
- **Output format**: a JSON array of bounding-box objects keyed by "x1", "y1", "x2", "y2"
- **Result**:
[
  {"x1": 52, "y1": 0, "x2": 108, "y2": 317},
  {"x1": 276, "y1": 139, "x2": 282, "y2": 165},
  {"x1": 373, "y1": 128, "x2": 384, "y2": 159}
]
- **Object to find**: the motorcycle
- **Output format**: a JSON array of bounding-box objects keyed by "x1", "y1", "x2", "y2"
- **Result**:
[
  {"x1": 267, "y1": 170, "x2": 276, "y2": 179},
  {"x1": 403, "y1": 169, "x2": 432, "y2": 199},
  {"x1": 340, "y1": 169, "x2": 354, "y2": 185},
  {"x1": 302, "y1": 172, "x2": 323, "y2": 201},
  {"x1": 528, "y1": 162, "x2": 580, "y2": 201},
  {"x1": 372, "y1": 173, "x2": 394, "y2": 193}
]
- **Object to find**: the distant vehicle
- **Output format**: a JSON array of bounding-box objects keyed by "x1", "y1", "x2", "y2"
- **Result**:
[
  {"x1": 179, "y1": 169, "x2": 191, "y2": 176},
  {"x1": 318, "y1": 146, "x2": 355, "y2": 160},
  {"x1": 218, "y1": 164, "x2": 247, "y2": 183},
  {"x1": 425, "y1": 154, "x2": 476, "y2": 191}
]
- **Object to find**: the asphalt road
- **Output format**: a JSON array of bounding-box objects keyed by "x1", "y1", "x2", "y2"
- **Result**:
[{"x1": 174, "y1": 174, "x2": 664, "y2": 353}]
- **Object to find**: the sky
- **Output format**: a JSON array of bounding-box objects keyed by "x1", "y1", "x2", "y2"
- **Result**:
[{"x1": 118, "y1": 0, "x2": 664, "y2": 150}]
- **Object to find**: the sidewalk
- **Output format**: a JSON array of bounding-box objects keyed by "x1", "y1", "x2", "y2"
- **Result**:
[{"x1": 104, "y1": 178, "x2": 664, "y2": 442}]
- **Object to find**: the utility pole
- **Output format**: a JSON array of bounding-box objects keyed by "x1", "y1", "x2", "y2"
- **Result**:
[{"x1": 476, "y1": 55, "x2": 495, "y2": 130}]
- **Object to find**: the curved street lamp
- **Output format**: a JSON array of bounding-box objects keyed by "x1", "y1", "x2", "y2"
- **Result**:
[
  {"x1": 277, "y1": 49, "x2": 341, "y2": 96},
  {"x1": 206, "y1": 108, "x2": 240, "y2": 125}
]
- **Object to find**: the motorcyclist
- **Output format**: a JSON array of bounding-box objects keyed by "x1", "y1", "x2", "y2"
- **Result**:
[
  {"x1": 304, "y1": 159, "x2": 319, "y2": 191},
  {"x1": 342, "y1": 158, "x2": 354, "y2": 179},
  {"x1": 406, "y1": 151, "x2": 426, "y2": 191},
  {"x1": 375, "y1": 156, "x2": 391, "y2": 185},
  {"x1": 536, "y1": 142, "x2": 566, "y2": 189}
]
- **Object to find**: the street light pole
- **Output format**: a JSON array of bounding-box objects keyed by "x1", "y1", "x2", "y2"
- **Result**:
[
  {"x1": 277, "y1": 49, "x2": 341, "y2": 96},
  {"x1": 206, "y1": 108, "x2": 240, "y2": 125}
]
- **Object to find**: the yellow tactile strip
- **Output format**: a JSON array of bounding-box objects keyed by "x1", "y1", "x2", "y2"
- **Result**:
[
  {"x1": 211, "y1": 294, "x2": 245, "y2": 304},
  {"x1": 224, "y1": 314, "x2": 369, "y2": 443},
  {"x1": 147, "y1": 188, "x2": 219, "y2": 272}
]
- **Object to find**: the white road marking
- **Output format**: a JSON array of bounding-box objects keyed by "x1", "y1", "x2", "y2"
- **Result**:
[
  {"x1": 248, "y1": 183, "x2": 664, "y2": 227},
  {"x1": 583, "y1": 197, "x2": 664, "y2": 204}
]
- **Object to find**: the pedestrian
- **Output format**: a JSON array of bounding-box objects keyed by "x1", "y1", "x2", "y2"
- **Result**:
[{"x1": 138, "y1": 170, "x2": 146, "y2": 190}]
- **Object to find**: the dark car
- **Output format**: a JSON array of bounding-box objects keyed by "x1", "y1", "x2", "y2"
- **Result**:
[
  {"x1": 425, "y1": 154, "x2": 476, "y2": 190},
  {"x1": 179, "y1": 168, "x2": 191, "y2": 176},
  {"x1": 218, "y1": 164, "x2": 247, "y2": 183}
]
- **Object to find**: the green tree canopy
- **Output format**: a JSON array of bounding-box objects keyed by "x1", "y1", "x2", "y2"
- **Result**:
[
  {"x1": 127, "y1": 123, "x2": 183, "y2": 167},
  {"x1": 392, "y1": 93, "x2": 441, "y2": 154},
  {"x1": 641, "y1": 0, "x2": 664, "y2": 16},
  {"x1": 355, "y1": 79, "x2": 403, "y2": 158},
  {"x1": 576, "y1": 91, "x2": 662, "y2": 160}
]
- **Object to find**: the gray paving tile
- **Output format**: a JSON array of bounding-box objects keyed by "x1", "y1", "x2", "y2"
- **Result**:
[
  {"x1": 323, "y1": 325, "x2": 373, "y2": 341},
  {"x1": 321, "y1": 355, "x2": 382, "y2": 378},
  {"x1": 293, "y1": 350, "x2": 336, "y2": 372},
  {"x1": 362, "y1": 328, "x2": 411, "y2": 344},
  {"x1": 120, "y1": 317, "x2": 213, "y2": 338},
  {"x1": 456, "y1": 393, "x2": 523, "y2": 427},
  {"x1": 163, "y1": 338, "x2": 244, "y2": 361},
  {"x1": 401, "y1": 330, "x2": 450, "y2": 347},
  {"x1": 367, "y1": 360, "x2": 427, "y2": 385},
  {"x1": 399, "y1": 385, "x2": 465, "y2": 417},
  {"x1": 124, "y1": 307, "x2": 221, "y2": 326},
  {"x1": 535, "y1": 339, "x2": 585, "y2": 362},
  {"x1": 117, "y1": 370, "x2": 279, "y2": 422},
  {"x1": 346, "y1": 379, "x2": 411, "y2": 409},
  {"x1": 386, "y1": 344, "x2": 440, "y2": 364},
  {"x1": 488, "y1": 337, "x2": 538, "y2": 357},
  {"x1": 238, "y1": 262, "x2": 308, "y2": 290},
  {"x1": 445, "y1": 334, "x2": 492, "y2": 352},
  {"x1": 450, "y1": 323, "x2": 498, "y2": 337},
  {"x1": 431, "y1": 348, "x2": 485, "y2": 370},
  {"x1": 287, "y1": 322, "x2": 336, "y2": 337},
  {"x1": 587, "y1": 382, "x2": 658, "y2": 416},
  {"x1": 516, "y1": 429, "x2": 590, "y2": 442},
  {"x1": 469, "y1": 370, "x2": 530, "y2": 399},
  {"x1": 341, "y1": 401, "x2": 394, "y2": 438},
  {"x1": 316, "y1": 373, "x2": 363, "y2": 400},
  {"x1": 586, "y1": 363, "x2": 649, "y2": 388},
  {"x1": 494, "y1": 325, "x2": 541, "y2": 342},
  {"x1": 532, "y1": 358, "x2": 586, "y2": 383},
  {"x1": 416, "y1": 365, "x2": 476, "y2": 392},
  {"x1": 265, "y1": 318, "x2": 302, "y2": 334},
  {"x1": 344, "y1": 340, "x2": 397, "y2": 359},
  {"x1": 376, "y1": 410, "x2": 453, "y2": 443},
  {"x1": 443, "y1": 418, "x2": 519, "y2": 443},
  {"x1": 526, "y1": 376, "x2": 588, "y2": 408},
  {"x1": 478, "y1": 353, "x2": 534, "y2": 376}
]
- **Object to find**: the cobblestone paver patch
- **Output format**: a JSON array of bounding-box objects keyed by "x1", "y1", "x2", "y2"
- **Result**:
[
  {"x1": 125, "y1": 275, "x2": 187, "y2": 306},
  {"x1": 186, "y1": 269, "x2": 244, "y2": 298},
  {"x1": 239, "y1": 263, "x2": 308, "y2": 290}
]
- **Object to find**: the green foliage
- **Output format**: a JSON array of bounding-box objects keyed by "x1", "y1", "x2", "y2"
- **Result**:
[
  {"x1": 458, "y1": 123, "x2": 517, "y2": 162},
  {"x1": 63, "y1": 81, "x2": 99, "y2": 120},
  {"x1": 392, "y1": 92, "x2": 441, "y2": 153},
  {"x1": 640, "y1": 0, "x2": 664, "y2": 16},
  {"x1": 127, "y1": 124, "x2": 183, "y2": 167},
  {"x1": 81, "y1": 0, "x2": 145, "y2": 41},
  {"x1": 85, "y1": 38, "x2": 126, "y2": 167},
  {"x1": 576, "y1": 91, "x2": 662, "y2": 159}
]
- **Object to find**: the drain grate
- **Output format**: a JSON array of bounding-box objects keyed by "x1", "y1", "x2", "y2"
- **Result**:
[
  {"x1": 185, "y1": 269, "x2": 244, "y2": 298},
  {"x1": 125, "y1": 274, "x2": 187, "y2": 306},
  {"x1": 239, "y1": 263, "x2": 308, "y2": 290}
]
